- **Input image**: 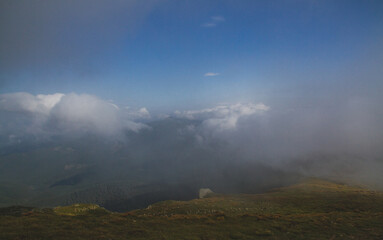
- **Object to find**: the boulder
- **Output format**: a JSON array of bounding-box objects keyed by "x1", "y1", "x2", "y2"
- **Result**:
[{"x1": 199, "y1": 188, "x2": 213, "y2": 198}]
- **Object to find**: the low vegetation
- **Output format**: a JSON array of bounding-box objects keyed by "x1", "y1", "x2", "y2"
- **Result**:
[{"x1": 1, "y1": 178, "x2": 382, "y2": 239}]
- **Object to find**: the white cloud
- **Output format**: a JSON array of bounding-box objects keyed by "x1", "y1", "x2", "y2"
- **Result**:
[
  {"x1": 138, "y1": 108, "x2": 151, "y2": 118},
  {"x1": 204, "y1": 72, "x2": 220, "y2": 77},
  {"x1": 125, "y1": 107, "x2": 151, "y2": 120},
  {"x1": 175, "y1": 103, "x2": 270, "y2": 131},
  {"x1": 36, "y1": 93, "x2": 65, "y2": 111},
  {"x1": 202, "y1": 22, "x2": 217, "y2": 28},
  {"x1": 50, "y1": 93, "x2": 122, "y2": 134},
  {"x1": 0, "y1": 92, "x2": 64, "y2": 115},
  {"x1": 202, "y1": 15, "x2": 225, "y2": 28},
  {"x1": 0, "y1": 92, "x2": 148, "y2": 136},
  {"x1": 211, "y1": 16, "x2": 225, "y2": 22}
]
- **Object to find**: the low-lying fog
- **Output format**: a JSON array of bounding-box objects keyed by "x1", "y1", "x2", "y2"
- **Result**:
[{"x1": 0, "y1": 86, "x2": 382, "y2": 211}]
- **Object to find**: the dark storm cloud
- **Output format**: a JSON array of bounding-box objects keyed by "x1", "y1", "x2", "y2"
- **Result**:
[{"x1": 0, "y1": 0, "x2": 160, "y2": 75}]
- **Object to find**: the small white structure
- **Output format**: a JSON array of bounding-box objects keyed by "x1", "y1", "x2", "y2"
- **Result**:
[{"x1": 199, "y1": 188, "x2": 213, "y2": 198}]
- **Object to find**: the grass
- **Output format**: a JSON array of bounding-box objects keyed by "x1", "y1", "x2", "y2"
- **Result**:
[
  {"x1": 54, "y1": 204, "x2": 109, "y2": 216},
  {"x1": 0, "y1": 178, "x2": 382, "y2": 239}
]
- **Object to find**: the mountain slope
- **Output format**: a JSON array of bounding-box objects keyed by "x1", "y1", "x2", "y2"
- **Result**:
[{"x1": 0, "y1": 178, "x2": 382, "y2": 239}]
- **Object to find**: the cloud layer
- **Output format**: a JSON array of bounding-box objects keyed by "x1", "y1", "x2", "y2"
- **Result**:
[{"x1": 1, "y1": 92, "x2": 382, "y2": 188}]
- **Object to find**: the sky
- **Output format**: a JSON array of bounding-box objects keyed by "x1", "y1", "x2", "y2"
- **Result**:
[
  {"x1": 1, "y1": 0, "x2": 383, "y2": 199},
  {"x1": 1, "y1": 0, "x2": 382, "y2": 112}
]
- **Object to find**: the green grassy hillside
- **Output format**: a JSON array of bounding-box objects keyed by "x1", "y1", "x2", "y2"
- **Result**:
[{"x1": 1, "y1": 178, "x2": 382, "y2": 239}]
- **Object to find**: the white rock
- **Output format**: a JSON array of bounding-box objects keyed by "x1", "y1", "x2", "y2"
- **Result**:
[{"x1": 199, "y1": 188, "x2": 213, "y2": 198}]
